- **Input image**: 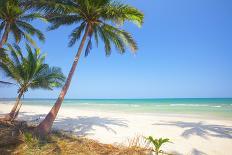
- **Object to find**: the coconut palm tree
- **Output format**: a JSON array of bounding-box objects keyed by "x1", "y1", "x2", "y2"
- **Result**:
[
  {"x1": 36, "y1": 0, "x2": 144, "y2": 136},
  {"x1": 0, "y1": 0, "x2": 45, "y2": 48},
  {"x1": 0, "y1": 44, "x2": 65, "y2": 121}
]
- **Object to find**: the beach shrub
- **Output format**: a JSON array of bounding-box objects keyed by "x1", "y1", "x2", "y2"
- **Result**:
[
  {"x1": 146, "y1": 136, "x2": 172, "y2": 155},
  {"x1": 127, "y1": 135, "x2": 150, "y2": 149},
  {"x1": 23, "y1": 132, "x2": 40, "y2": 147},
  {"x1": 0, "y1": 121, "x2": 150, "y2": 155}
]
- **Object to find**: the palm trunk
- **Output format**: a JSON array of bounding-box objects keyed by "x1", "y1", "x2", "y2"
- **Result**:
[
  {"x1": 11, "y1": 91, "x2": 24, "y2": 121},
  {"x1": 4, "y1": 91, "x2": 23, "y2": 121},
  {"x1": 0, "y1": 23, "x2": 10, "y2": 48},
  {"x1": 36, "y1": 25, "x2": 90, "y2": 136},
  {"x1": 11, "y1": 100, "x2": 23, "y2": 121}
]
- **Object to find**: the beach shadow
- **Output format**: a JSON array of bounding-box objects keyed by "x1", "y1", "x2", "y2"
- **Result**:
[
  {"x1": 18, "y1": 112, "x2": 46, "y2": 125},
  {"x1": 191, "y1": 148, "x2": 207, "y2": 155},
  {"x1": 153, "y1": 121, "x2": 232, "y2": 139},
  {"x1": 53, "y1": 116, "x2": 128, "y2": 136},
  {"x1": 18, "y1": 112, "x2": 128, "y2": 136}
]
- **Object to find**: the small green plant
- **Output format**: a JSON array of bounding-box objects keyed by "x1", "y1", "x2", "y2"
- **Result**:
[
  {"x1": 23, "y1": 132, "x2": 39, "y2": 148},
  {"x1": 146, "y1": 136, "x2": 172, "y2": 155}
]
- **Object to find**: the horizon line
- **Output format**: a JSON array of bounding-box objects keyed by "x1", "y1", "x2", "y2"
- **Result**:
[{"x1": 1, "y1": 97, "x2": 232, "y2": 100}]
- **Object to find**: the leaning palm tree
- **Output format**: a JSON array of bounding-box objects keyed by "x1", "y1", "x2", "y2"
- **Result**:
[
  {"x1": 0, "y1": 44, "x2": 65, "y2": 121},
  {"x1": 36, "y1": 0, "x2": 144, "y2": 136},
  {"x1": 0, "y1": 0, "x2": 45, "y2": 48}
]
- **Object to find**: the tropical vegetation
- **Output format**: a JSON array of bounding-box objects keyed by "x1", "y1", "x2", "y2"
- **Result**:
[
  {"x1": 146, "y1": 136, "x2": 172, "y2": 155},
  {"x1": 0, "y1": 0, "x2": 145, "y2": 145},
  {"x1": 0, "y1": 0, "x2": 45, "y2": 48},
  {"x1": 32, "y1": 0, "x2": 144, "y2": 136},
  {"x1": 0, "y1": 122, "x2": 150, "y2": 154},
  {"x1": 0, "y1": 44, "x2": 65, "y2": 121}
]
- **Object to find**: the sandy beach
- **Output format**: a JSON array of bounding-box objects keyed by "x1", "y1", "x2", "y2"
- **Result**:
[{"x1": 0, "y1": 103, "x2": 231, "y2": 155}]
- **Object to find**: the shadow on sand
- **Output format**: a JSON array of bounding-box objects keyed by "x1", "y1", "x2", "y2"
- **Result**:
[
  {"x1": 191, "y1": 148, "x2": 207, "y2": 155},
  {"x1": 53, "y1": 116, "x2": 128, "y2": 136},
  {"x1": 153, "y1": 121, "x2": 232, "y2": 139},
  {"x1": 19, "y1": 112, "x2": 128, "y2": 136}
]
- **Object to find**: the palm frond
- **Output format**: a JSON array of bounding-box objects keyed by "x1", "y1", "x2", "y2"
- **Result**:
[
  {"x1": 19, "y1": 13, "x2": 46, "y2": 22},
  {"x1": 24, "y1": 0, "x2": 73, "y2": 15},
  {"x1": 16, "y1": 21, "x2": 45, "y2": 42},
  {"x1": 0, "y1": 80, "x2": 13, "y2": 85},
  {"x1": 0, "y1": 0, "x2": 45, "y2": 46},
  {"x1": 31, "y1": 66, "x2": 65, "y2": 90},
  {"x1": 102, "y1": 2, "x2": 144, "y2": 27},
  {"x1": 84, "y1": 36, "x2": 92, "y2": 57},
  {"x1": 68, "y1": 22, "x2": 86, "y2": 47},
  {"x1": 0, "y1": 22, "x2": 6, "y2": 36},
  {"x1": 0, "y1": 43, "x2": 65, "y2": 92},
  {"x1": 45, "y1": 0, "x2": 143, "y2": 56},
  {"x1": 97, "y1": 26, "x2": 111, "y2": 56},
  {"x1": 146, "y1": 136, "x2": 172, "y2": 153},
  {"x1": 48, "y1": 14, "x2": 82, "y2": 30},
  {"x1": 10, "y1": 23, "x2": 23, "y2": 43}
]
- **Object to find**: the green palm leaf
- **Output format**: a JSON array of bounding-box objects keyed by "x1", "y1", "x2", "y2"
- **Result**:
[
  {"x1": 32, "y1": 0, "x2": 144, "y2": 135},
  {"x1": 0, "y1": 44, "x2": 65, "y2": 92},
  {"x1": 146, "y1": 136, "x2": 172, "y2": 155},
  {"x1": 37, "y1": 0, "x2": 144, "y2": 56},
  {"x1": 0, "y1": 0, "x2": 45, "y2": 47}
]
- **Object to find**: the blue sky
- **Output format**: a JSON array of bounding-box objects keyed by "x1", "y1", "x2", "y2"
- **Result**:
[{"x1": 0, "y1": 0, "x2": 232, "y2": 99}]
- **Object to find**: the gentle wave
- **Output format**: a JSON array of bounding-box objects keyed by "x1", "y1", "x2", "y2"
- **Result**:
[
  {"x1": 211, "y1": 105, "x2": 222, "y2": 108},
  {"x1": 69, "y1": 103, "x2": 141, "y2": 108},
  {"x1": 130, "y1": 104, "x2": 140, "y2": 107},
  {"x1": 169, "y1": 104, "x2": 209, "y2": 107},
  {"x1": 81, "y1": 102, "x2": 90, "y2": 105}
]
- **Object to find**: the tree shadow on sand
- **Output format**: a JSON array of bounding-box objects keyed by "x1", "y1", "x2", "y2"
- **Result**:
[
  {"x1": 18, "y1": 112, "x2": 128, "y2": 136},
  {"x1": 191, "y1": 148, "x2": 207, "y2": 155},
  {"x1": 53, "y1": 116, "x2": 128, "y2": 136},
  {"x1": 153, "y1": 121, "x2": 232, "y2": 139},
  {"x1": 19, "y1": 112, "x2": 46, "y2": 121}
]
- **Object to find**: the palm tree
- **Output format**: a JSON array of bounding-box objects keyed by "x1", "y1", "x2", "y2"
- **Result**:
[
  {"x1": 36, "y1": 0, "x2": 144, "y2": 136},
  {"x1": 0, "y1": 44, "x2": 65, "y2": 121},
  {"x1": 0, "y1": 0, "x2": 45, "y2": 48}
]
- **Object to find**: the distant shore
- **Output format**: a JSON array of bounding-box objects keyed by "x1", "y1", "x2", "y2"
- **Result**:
[{"x1": 0, "y1": 102, "x2": 232, "y2": 155}]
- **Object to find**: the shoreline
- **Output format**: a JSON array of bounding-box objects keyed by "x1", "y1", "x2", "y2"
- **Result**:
[
  {"x1": 0, "y1": 103, "x2": 232, "y2": 155},
  {"x1": 1, "y1": 101, "x2": 231, "y2": 121},
  {"x1": 1, "y1": 100, "x2": 231, "y2": 120}
]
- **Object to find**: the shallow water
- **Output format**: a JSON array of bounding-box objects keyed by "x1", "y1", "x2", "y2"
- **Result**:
[{"x1": 1, "y1": 98, "x2": 232, "y2": 119}]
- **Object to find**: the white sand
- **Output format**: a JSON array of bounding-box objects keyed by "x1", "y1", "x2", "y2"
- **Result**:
[{"x1": 0, "y1": 103, "x2": 232, "y2": 155}]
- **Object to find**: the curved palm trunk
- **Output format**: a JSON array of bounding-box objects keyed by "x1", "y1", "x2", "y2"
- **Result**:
[
  {"x1": 4, "y1": 91, "x2": 23, "y2": 121},
  {"x1": 10, "y1": 104, "x2": 21, "y2": 121},
  {"x1": 0, "y1": 24, "x2": 10, "y2": 48},
  {"x1": 36, "y1": 26, "x2": 90, "y2": 136},
  {"x1": 11, "y1": 98, "x2": 24, "y2": 121}
]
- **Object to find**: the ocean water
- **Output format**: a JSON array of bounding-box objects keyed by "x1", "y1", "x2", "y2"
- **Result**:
[{"x1": 1, "y1": 98, "x2": 232, "y2": 119}]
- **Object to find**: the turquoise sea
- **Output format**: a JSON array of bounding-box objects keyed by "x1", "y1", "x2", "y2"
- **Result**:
[{"x1": 1, "y1": 98, "x2": 232, "y2": 119}]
